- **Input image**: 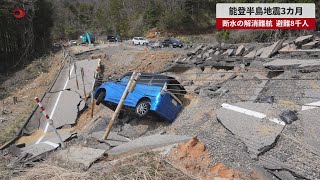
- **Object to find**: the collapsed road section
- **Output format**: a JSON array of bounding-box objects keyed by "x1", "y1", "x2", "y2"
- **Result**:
[{"x1": 10, "y1": 58, "x2": 100, "y2": 159}]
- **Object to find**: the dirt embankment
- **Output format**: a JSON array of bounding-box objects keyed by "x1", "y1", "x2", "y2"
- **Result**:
[
  {"x1": 97, "y1": 47, "x2": 182, "y2": 78},
  {"x1": 168, "y1": 137, "x2": 243, "y2": 180},
  {"x1": 0, "y1": 52, "x2": 64, "y2": 146},
  {"x1": 169, "y1": 137, "x2": 269, "y2": 180}
]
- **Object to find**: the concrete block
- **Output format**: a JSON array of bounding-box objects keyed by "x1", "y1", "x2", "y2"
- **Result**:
[
  {"x1": 55, "y1": 146, "x2": 105, "y2": 170},
  {"x1": 278, "y1": 44, "x2": 297, "y2": 53},
  {"x1": 244, "y1": 50, "x2": 257, "y2": 58},
  {"x1": 256, "y1": 47, "x2": 267, "y2": 56},
  {"x1": 214, "y1": 51, "x2": 220, "y2": 55},
  {"x1": 301, "y1": 41, "x2": 318, "y2": 49},
  {"x1": 107, "y1": 134, "x2": 190, "y2": 157},
  {"x1": 260, "y1": 39, "x2": 285, "y2": 58},
  {"x1": 207, "y1": 49, "x2": 215, "y2": 55},
  {"x1": 203, "y1": 52, "x2": 210, "y2": 58},
  {"x1": 222, "y1": 49, "x2": 234, "y2": 56},
  {"x1": 235, "y1": 45, "x2": 245, "y2": 56},
  {"x1": 191, "y1": 45, "x2": 203, "y2": 55},
  {"x1": 294, "y1": 35, "x2": 313, "y2": 46}
]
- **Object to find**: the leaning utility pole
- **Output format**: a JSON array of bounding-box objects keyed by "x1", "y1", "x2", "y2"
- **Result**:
[{"x1": 102, "y1": 72, "x2": 141, "y2": 140}]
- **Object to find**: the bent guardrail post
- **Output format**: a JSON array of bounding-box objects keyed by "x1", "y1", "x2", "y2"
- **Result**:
[
  {"x1": 74, "y1": 63, "x2": 80, "y2": 90},
  {"x1": 81, "y1": 67, "x2": 87, "y2": 100},
  {"x1": 102, "y1": 72, "x2": 141, "y2": 140},
  {"x1": 35, "y1": 97, "x2": 65, "y2": 149}
]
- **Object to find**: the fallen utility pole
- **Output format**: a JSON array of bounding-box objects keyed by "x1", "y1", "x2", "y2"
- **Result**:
[{"x1": 102, "y1": 72, "x2": 141, "y2": 140}]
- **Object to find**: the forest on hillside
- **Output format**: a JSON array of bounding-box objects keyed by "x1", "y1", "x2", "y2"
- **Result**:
[
  {"x1": 51, "y1": 0, "x2": 217, "y2": 39},
  {"x1": 0, "y1": 0, "x2": 319, "y2": 74}
]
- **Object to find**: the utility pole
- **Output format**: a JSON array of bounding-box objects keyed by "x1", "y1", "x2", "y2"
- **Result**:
[
  {"x1": 81, "y1": 67, "x2": 87, "y2": 100},
  {"x1": 102, "y1": 72, "x2": 141, "y2": 140}
]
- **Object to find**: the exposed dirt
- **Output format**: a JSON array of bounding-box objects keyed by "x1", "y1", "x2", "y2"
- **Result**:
[
  {"x1": 74, "y1": 104, "x2": 102, "y2": 132},
  {"x1": 168, "y1": 137, "x2": 243, "y2": 180},
  {"x1": 15, "y1": 130, "x2": 44, "y2": 145},
  {"x1": 99, "y1": 47, "x2": 183, "y2": 78}
]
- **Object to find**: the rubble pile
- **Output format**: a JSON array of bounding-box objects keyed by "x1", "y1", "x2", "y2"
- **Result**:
[
  {"x1": 176, "y1": 35, "x2": 319, "y2": 70},
  {"x1": 167, "y1": 34, "x2": 320, "y2": 179}
]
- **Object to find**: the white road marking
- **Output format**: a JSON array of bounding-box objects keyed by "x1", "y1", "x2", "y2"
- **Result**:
[
  {"x1": 221, "y1": 103, "x2": 285, "y2": 126},
  {"x1": 302, "y1": 101, "x2": 320, "y2": 111},
  {"x1": 42, "y1": 141, "x2": 59, "y2": 148},
  {"x1": 35, "y1": 64, "x2": 74, "y2": 144}
]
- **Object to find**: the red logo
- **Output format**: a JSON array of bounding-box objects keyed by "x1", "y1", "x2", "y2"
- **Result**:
[{"x1": 13, "y1": 8, "x2": 26, "y2": 18}]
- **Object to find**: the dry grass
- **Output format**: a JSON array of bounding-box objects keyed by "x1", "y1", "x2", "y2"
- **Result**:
[
  {"x1": 0, "y1": 52, "x2": 64, "y2": 179},
  {"x1": 13, "y1": 152, "x2": 192, "y2": 180},
  {"x1": 12, "y1": 164, "x2": 90, "y2": 180},
  {"x1": 88, "y1": 152, "x2": 193, "y2": 180},
  {"x1": 0, "y1": 52, "x2": 63, "y2": 146}
]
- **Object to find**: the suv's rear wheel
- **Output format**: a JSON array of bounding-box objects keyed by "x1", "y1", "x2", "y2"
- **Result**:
[
  {"x1": 96, "y1": 91, "x2": 106, "y2": 105},
  {"x1": 135, "y1": 99, "x2": 151, "y2": 118}
]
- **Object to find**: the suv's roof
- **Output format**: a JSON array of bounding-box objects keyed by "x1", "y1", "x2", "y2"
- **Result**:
[
  {"x1": 122, "y1": 72, "x2": 169, "y2": 79},
  {"x1": 119, "y1": 72, "x2": 186, "y2": 93}
]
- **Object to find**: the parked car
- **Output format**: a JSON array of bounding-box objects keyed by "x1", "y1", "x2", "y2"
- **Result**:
[
  {"x1": 132, "y1": 37, "x2": 149, "y2": 45},
  {"x1": 107, "y1": 35, "x2": 117, "y2": 42},
  {"x1": 94, "y1": 72, "x2": 185, "y2": 122},
  {"x1": 162, "y1": 38, "x2": 183, "y2": 48}
]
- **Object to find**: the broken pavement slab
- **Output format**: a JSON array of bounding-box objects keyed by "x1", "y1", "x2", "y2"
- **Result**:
[
  {"x1": 301, "y1": 40, "x2": 318, "y2": 49},
  {"x1": 301, "y1": 107, "x2": 320, "y2": 156},
  {"x1": 216, "y1": 102, "x2": 285, "y2": 157},
  {"x1": 191, "y1": 45, "x2": 204, "y2": 55},
  {"x1": 20, "y1": 141, "x2": 60, "y2": 161},
  {"x1": 249, "y1": 74, "x2": 269, "y2": 101},
  {"x1": 244, "y1": 50, "x2": 257, "y2": 58},
  {"x1": 235, "y1": 45, "x2": 245, "y2": 56},
  {"x1": 263, "y1": 59, "x2": 320, "y2": 70},
  {"x1": 90, "y1": 131, "x2": 130, "y2": 147},
  {"x1": 260, "y1": 39, "x2": 285, "y2": 58},
  {"x1": 37, "y1": 59, "x2": 99, "y2": 131},
  {"x1": 256, "y1": 47, "x2": 267, "y2": 57},
  {"x1": 222, "y1": 49, "x2": 234, "y2": 56},
  {"x1": 272, "y1": 170, "x2": 296, "y2": 180},
  {"x1": 278, "y1": 43, "x2": 297, "y2": 53},
  {"x1": 294, "y1": 35, "x2": 313, "y2": 47},
  {"x1": 107, "y1": 134, "x2": 190, "y2": 158},
  {"x1": 53, "y1": 146, "x2": 105, "y2": 170}
]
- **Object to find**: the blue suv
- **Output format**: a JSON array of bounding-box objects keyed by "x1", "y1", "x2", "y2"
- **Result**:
[{"x1": 94, "y1": 72, "x2": 185, "y2": 122}]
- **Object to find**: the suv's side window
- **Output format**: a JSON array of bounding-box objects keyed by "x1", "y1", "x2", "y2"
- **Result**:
[
  {"x1": 121, "y1": 76, "x2": 130, "y2": 83},
  {"x1": 151, "y1": 75, "x2": 167, "y2": 87},
  {"x1": 138, "y1": 76, "x2": 152, "y2": 85}
]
